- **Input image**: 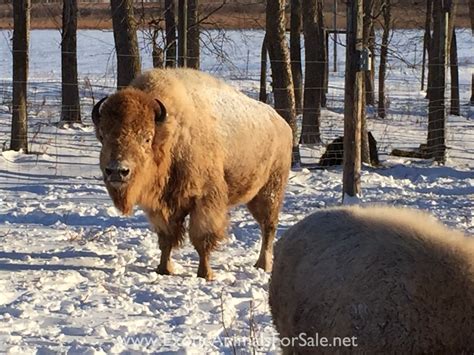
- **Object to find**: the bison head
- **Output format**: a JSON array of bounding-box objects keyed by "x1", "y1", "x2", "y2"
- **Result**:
[{"x1": 92, "y1": 88, "x2": 169, "y2": 215}]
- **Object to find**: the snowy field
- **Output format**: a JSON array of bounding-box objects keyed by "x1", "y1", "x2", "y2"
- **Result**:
[{"x1": 0, "y1": 29, "x2": 473, "y2": 353}]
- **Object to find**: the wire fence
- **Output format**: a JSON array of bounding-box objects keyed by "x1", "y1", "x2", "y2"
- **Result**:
[{"x1": 0, "y1": 28, "x2": 473, "y2": 176}]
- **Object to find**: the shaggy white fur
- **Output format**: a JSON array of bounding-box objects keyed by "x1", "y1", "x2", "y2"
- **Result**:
[
  {"x1": 93, "y1": 68, "x2": 293, "y2": 279},
  {"x1": 269, "y1": 205, "x2": 474, "y2": 354}
]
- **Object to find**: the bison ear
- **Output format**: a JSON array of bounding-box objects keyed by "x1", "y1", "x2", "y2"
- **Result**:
[
  {"x1": 154, "y1": 99, "x2": 167, "y2": 124},
  {"x1": 92, "y1": 96, "x2": 108, "y2": 127}
]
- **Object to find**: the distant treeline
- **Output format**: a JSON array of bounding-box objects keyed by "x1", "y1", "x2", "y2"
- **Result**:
[
  {"x1": 0, "y1": 0, "x2": 467, "y2": 4},
  {"x1": 0, "y1": 0, "x2": 471, "y2": 29}
]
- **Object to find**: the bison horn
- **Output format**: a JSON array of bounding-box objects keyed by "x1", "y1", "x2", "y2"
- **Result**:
[
  {"x1": 92, "y1": 96, "x2": 108, "y2": 126},
  {"x1": 154, "y1": 99, "x2": 168, "y2": 123}
]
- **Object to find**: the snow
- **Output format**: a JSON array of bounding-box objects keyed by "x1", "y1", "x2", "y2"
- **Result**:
[
  {"x1": 342, "y1": 193, "x2": 361, "y2": 205},
  {"x1": 0, "y1": 29, "x2": 473, "y2": 353}
]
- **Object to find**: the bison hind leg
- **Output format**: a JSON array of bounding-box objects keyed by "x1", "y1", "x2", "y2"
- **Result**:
[{"x1": 247, "y1": 173, "x2": 287, "y2": 272}]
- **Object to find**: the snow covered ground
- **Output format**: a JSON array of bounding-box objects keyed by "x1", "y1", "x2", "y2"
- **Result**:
[{"x1": 0, "y1": 29, "x2": 473, "y2": 353}]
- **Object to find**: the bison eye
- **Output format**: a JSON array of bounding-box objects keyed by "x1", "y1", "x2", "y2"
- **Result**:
[{"x1": 144, "y1": 135, "x2": 153, "y2": 145}]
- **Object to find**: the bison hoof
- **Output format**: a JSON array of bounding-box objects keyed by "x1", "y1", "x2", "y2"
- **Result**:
[
  {"x1": 197, "y1": 267, "x2": 214, "y2": 281},
  {"x1": 254, "y1": 258, "x2": 272, "y2": 272},
  {"x1": 156, "y1": 264, "x2": 174, "y2": 275}
]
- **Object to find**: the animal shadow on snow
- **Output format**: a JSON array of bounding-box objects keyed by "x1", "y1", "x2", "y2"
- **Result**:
[
  {"x1": 0, "y1": 250, "x2": 115, "y2": 273},
  {"x1": 376, "y1": 164, "x2": 473, "y2": 183}
]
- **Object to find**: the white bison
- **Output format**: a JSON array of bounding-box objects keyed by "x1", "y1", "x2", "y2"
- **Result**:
[
  {"x1": 92, "y1": 68, "x2": 293, "y2": 280},
  {"x1": 269, "y1": 206, "x2": 474, "y2": 353}
]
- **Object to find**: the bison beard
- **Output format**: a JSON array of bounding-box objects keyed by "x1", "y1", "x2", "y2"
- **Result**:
[
  {"x1": 106, "y1": 184, "x2": 135, "y2": 216},
  {"x1": 92, "y1": 68, "x2": 293, "y2": 280}
]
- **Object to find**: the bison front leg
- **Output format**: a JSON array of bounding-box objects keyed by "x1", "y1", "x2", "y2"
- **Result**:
[
  {"x1": 151, "y1": 214, "x2": 186, "y2": 276},
  {"x1": 189, "y1": 196, "x2": 228, "y2": 280},
  {"x1": 157, "y1": 235, "x2": 175, "y2": 275}
]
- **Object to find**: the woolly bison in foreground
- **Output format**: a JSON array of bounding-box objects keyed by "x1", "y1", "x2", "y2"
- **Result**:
[
  {"x1": 269, "y1": 206, "x2": 474, "y2": 354},
  {"x1": 92, "y1": 68, "x2": 293, "y2": 280}
]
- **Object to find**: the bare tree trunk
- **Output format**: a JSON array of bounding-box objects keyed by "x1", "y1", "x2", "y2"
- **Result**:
[
  {"x1": 471, "y1": 74, "x2": 474, "y2": 105},
  {"x1": 427, "y1": 0, "x2": 448, "y2": 163},
  {"x1": 343, "y1": 0, "x2": 363, "y2": 200},
  {"x1": 377, "y1": 0, "x2": 391, "y2": 119},
  {"x1": 266, "y1": 0, "x2": 300, "y2": 166},
  {"x1": 290, "y1": 0, "x2": 303, "y2": 114},
  {"x1": 360, "y1": 92, "x2": 371, "y2": 164},
  {"x1": 318, "y1": 0, "x2": 327, "y2": 110},
  {"x1": 301, "y1": 0, "x2": 325, "y2": 144},
  {"x1": 61, "y1": 0, "x2": 81, "y2": 123},
  {"x1": 421, "y1": 0, "x2": 432, "y2": 91},
  {"x1": 332, "y1": 0, "x2": 337, "y2": 72},
  {"x1": 446, "y1": 0, "x2": 457, "y2": 51},
  {"x1": 470, "y1": 0, "x2": 473, "y2": 104},
  {"x1": 152, "y1": 28, "x2": 165, "y2": 68},
  {"x1": 322, "y1": 29, "x2": 328, "y2": 107},
  {"x1": 359, "y1": 0, "x2": 374, "y2": 164},
  {"x1": 111, "y1": 0, "x2": 141, "y2": 88},
  {"x1": 259, "y1": 35, "x2": 268, "y2": 103},
  {"x1": 369, "y1": 23, "x2": 376, "y2": 95},
  {"x1": 187, "y1": 0, "x2": 199, "y2": 69},
  {"x1": 178, "y1": 0, "x2": 187, "y2": 67},
  {"x1": 164, "y1": 0, "x2": 177, "y2": 67},
  {"x1": 425, "y1": 0, "x2": 433, "y2": 98},
  {"x1": 363, "y1": 0, "x2": 375, "y2": 106},
  {"x1": 449, "y1": 27, "x2": 460, "y2": 115},
  {"x1": 10, "y1": 0, "x2": 30, "y2": 152}
]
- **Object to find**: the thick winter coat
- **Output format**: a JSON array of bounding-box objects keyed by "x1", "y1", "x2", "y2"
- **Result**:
[
  {"x1": 269, "y1": 206, "x2": 474, "y2": 353},
  {"x1": 92, "y1": 68, "x2": 293, "y2": 279}
]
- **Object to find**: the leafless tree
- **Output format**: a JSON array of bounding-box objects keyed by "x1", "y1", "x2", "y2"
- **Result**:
[
  {"x1": 449, "y1": 27, "x2": 459, "y2": 115},
  {"x1": 136, "y1": 1, "x2": 168, "y2": 69},
  {"x1": 421, "y1": 0, "x2": 432, "y2": 92},
  {"x1": 11, "y1": 0, "x2": 30, "y2": 152},
  {"x1": 187, "y1": 0, "x2": 199, "y2": 68},
  {"x1": 343, "y1": 0, "x2": 363, "y2": 199},
  {"x1": 149, "y1": 21, "x2": 165, "y2": 68},
  {"x1": 165, "y1": 0, "x2": 177, "y2": 67},
  {"x1": 469, "y1": 0, "x2": 473, "y2": 104},
  {"x1": 259, "y1": 34, "x2": 268, "y2": 103},
  {"x1": 177, "y1": 0, "x2": 187, "y2": 67},
  {"x1": 427, "y1": 0, "x2": 452, "y2": 163},
  {"x1": 290, "y1": 0, "x2": 303, "y2": 114},
  {"x1": 61, "y1": 0, "x2": 81, "y2": 123},
  {"x1": 377, "y1": 0, "x2": 391, "y2": 119},
  {"x1": 111, "y1": 0, "x2": 141, "y2": 88},
  {"x1": 266, "y1": 0, "x2": 300, "y2": 165},
  {"x1": 363, "y1": 0, "x2": 375, "y2": 106},
  {"x1": 301, "y1": 0, "x2": 325, "y2": 144},
  {"x1": 360, "y1": 0, "x2": 376, "y2": 164}
]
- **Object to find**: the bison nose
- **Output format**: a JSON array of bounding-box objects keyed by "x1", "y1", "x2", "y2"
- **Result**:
[
  {"x1": 104, "y1": 161, "x2": 131, "y2": 183},
  {"x1": 119, "y1": 168, "x2": 130, "y2": 178},
  {"x1": 104, "y1": 167, "x2": 113, "y2": 176},
  {"x1": 105, "y1": 167, "x2": 129, "y2": 177}
]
